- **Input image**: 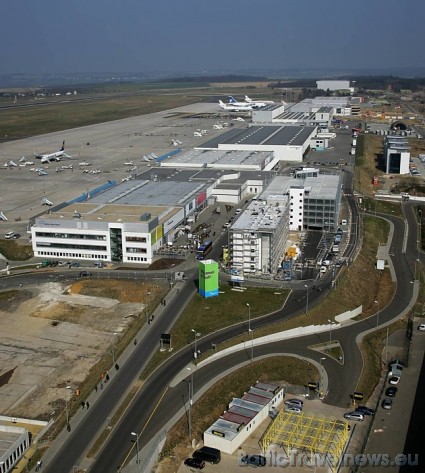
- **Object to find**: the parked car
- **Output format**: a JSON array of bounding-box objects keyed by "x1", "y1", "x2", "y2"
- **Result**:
[
  {"x1": 11, "y1": 233, "x2": 21, "y2": 239},
  {"x1": 382, "y1": 398, "x2": 392, "y2": 410},
  {"x1": 193, "y1": 446, "x2": 221, "y2": 464},
  {"x1": 385, "y1": 386, "x2": 398, "y2": 397},
  {"x1": 418, "y1": 324, "x2": 425, "y2": 331},
  {"x1": 79, "y1": 271, "x2": 92, "y2": 277},
  {"x1": 69, "y1": 262, "x2": 81, "y2": 268},
  {"x1": 388, "y1": 376, "x2": 400, "y2": 385},
  {"x1": 343, "y1": 412, "x2": 364, "y2": 422},
  {"x1": 355, "y1": 406, "x2": 375, "y2": 416},
  {"x1": 184, "y1": 458, "x2": 205, "y2": 470},
  {"x1": 284, "y1": 398, "x2": 304, "y2": 408},
  {"x1": 241, "y1": 454, "x2": 267, "y2": 467},
  {"x1": 285, "y1": 406, "x2": 302, "y2": 414}
]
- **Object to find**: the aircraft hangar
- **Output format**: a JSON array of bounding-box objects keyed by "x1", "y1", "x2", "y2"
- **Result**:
[{"x1": 196, "y1": 125, "x2": 317, "y2": 163}]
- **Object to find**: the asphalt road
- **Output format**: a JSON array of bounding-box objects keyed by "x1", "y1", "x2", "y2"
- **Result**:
[
  {"x1": 69, "y1": 212, "x2": 416, "y2": 472},
  {"x1": 4, "y1": 200, "x2": 419, "y2": 473}
]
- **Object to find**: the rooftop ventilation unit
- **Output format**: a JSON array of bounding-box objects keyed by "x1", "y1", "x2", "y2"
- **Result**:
[{"x1": 140, "y1": 212, "x2": 151, "y2": 221}]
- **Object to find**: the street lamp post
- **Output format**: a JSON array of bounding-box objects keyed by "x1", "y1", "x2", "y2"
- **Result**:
[
  {"x1": 187, "y1": 366, "x2": 194, "y2": 442},
  {"x1": 246, "y1": 303, "x2": 253, "y2": 361},
  {"x1": 191, "y1": 329, "x2": 200, "y2": 362},
  {"x1": 131, "y1": 432, "x2": 140, "y2": 464},
  {"x1": 66, "y1": 385, "x2": 72, "y2": 426},
  {"x1": 145, "y1": 291, "x2": 151, "y2": 323},
  {"x1": 111, "y1": 332, "x2": 117, "y2": 365},
  {"x1": 304, "y1": 284, "x2": 309, "y2": 314},
  {"x1": 327, "y1": 319, "x2": 333, "y2": 345},
  {"x1": 374, "y1": 300, "x2": 380, "y2": 327},
  {"x1": 319, "y1": 357, "x2": 326, "y2": 398}
]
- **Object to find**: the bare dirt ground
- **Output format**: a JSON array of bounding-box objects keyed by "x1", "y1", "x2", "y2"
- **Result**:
[{"x1": 0, "y1": 279, "x2": 165, "y2": 420}]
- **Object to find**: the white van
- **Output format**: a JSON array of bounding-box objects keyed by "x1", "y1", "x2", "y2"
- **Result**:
[{"x1": 4, "y1": 231, "x2": 15, "y2": 239}]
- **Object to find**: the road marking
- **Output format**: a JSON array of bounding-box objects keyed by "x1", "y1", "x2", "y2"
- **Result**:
[{"x1": 120, "y1": 386, "x2": 169, "y2": 467}]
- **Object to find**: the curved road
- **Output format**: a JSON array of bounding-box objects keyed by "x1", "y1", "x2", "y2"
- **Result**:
[{"x1": 32, "y1": 200, "x2": 418, "y2": 472}]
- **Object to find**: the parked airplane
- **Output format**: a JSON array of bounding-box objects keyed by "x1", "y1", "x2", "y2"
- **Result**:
[
  {"x1": 41, "y1": 196, "x2": 53, "y2": 206},
  {"x1": 35, "y1": 141, "x2": 72, "y2": 163},
  {"x1": 4, "y1": 160, "x2": 17, "y2": 167},
  {"x1": 228, "y1": 95, "x2": 268, "y2": 109},
  {"x1": 218, "y1": 100, "x2": 253, "y2": 112},
  {"x1": 244, "y1": 95, "x2": 275, "y2": 106}
]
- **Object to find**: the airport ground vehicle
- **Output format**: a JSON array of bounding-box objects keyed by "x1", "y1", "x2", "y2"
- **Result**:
[
  {"x1": 4, "y1": 231, "x2": 16, "y2": 239},
  {"x1": 418, "y1": 324, "x2": 425, "y2": 331},
  {"x1": 343, "y1": 412, "x2": 364, "y2": 421},
  {"x1": 241, "y1": 454, "x2": 267, "y2": 467},
  {"x1": 184, "y1": 457, "x2": 205, "y2": 470},
  {"x1": 193, "y1": 446, "x2": 221, "y2": 464}
]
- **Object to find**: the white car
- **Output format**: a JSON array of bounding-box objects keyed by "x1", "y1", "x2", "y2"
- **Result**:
[
  {"x1": 418, "y1": 324, "x2": 425, "y2": 331},
  {"x1": 285, "y1": 406, "x2": 302, "y2": 414},
  {"x1": 388, "y1": 376, "x2": 400, "y2": 385}
]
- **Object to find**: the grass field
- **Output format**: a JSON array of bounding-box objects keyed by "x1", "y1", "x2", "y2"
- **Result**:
[{"x1": 0, "y1": 94, "x2": 201, "y2": 142}]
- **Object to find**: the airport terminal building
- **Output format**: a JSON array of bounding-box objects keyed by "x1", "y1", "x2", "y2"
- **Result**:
[{"x1": 30, "y1": 178, "x2": 214, "y2": 264}]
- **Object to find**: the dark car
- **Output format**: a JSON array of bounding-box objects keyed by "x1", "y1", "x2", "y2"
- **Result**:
[
  {"x1": 355, "y1": 406, "x2": 375, "y2": 416},
  {"x1": 241, "y1": 454, "x2": 267, "y2": 467},
  {"x1": 184, "y1": 457, "x2": 205, "y2": 470},
  {"x1": 382, "y1": 398, "x2": 392, "y2": 410},
  {"x1": 79, "y1": 271, "x2": 92, "y2": 277},
  {"x1": 193, "y1": 446, "x2": 221, "y2": 464},
  {"x1": 69, "y1": 261, "x2": 81, "y2": 268},
  {"x1": 385, "y1": 386, "x2": 398, "y2": 397},
  {"x1": 11, "y1": 233, "x2": 21, "y2": 239}
]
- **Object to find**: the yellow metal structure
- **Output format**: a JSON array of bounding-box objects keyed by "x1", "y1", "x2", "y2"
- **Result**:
[{"x1": 260, "y1": 410, "x2": 349, "y2": 472}]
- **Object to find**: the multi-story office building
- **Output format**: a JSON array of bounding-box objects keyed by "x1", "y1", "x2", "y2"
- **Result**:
[
  {"x1": 229, "y1": 195, "x2": 290, "y2": 274},
  {"x1": 229, "y1": 172, "x2": 342, "y2": 274}
]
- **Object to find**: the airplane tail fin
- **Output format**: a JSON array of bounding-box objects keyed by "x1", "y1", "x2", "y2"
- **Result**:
[
  {"x1": 60, "y1": 141, "x2": 65, "y2": 151},
  {"x1": 219, "y1": 100, "x2": 225, "y2": 106},
  {"x1": 228, "y1": 96, "x2": 237, "y2": 103},
  {"x1": 245, "y1": 95, "x2": 252, "y2": 102}
]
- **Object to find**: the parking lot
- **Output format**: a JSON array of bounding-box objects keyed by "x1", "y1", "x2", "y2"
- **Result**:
[{"x1": 176, "y1": 396, "x2": 374, "y2": 473}]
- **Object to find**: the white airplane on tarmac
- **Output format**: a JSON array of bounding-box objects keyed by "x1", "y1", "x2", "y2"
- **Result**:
[
  {"x1": 244, "y1": 95, "x2": 275, "y2": 107},
  {"x1": 35, "y1": 141, "x2": 72, "y2": 163},
  {"x1": 218, "y1": 100, "x2": 253, "y2": 112}
]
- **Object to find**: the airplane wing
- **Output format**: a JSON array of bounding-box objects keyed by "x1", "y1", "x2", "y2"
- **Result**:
[{"x1": 62, "y1": 153, "x2": 72, "y2": 159}]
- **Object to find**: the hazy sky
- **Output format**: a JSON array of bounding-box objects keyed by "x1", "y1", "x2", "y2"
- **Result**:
[{"x1": 2, "y1": 0, "x2": 424, "y2": 75}]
